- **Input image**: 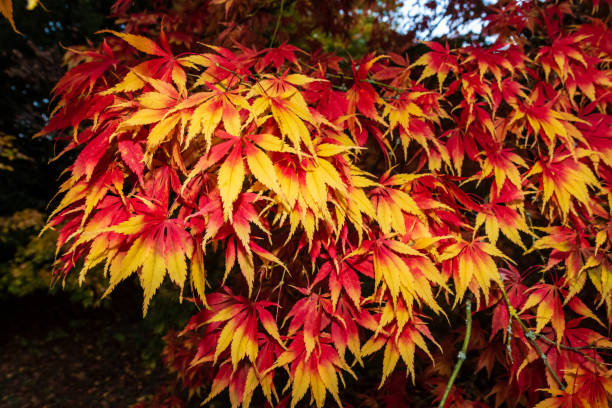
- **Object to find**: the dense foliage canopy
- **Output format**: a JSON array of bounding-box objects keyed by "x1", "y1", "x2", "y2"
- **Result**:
[{"x1": 3, "y1": 0, "x2": 612, "y2": 407}]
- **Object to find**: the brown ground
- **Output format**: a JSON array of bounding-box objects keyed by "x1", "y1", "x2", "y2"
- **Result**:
[{"x1": 0, "y1": 292, "x2": 178, "y2": 408}]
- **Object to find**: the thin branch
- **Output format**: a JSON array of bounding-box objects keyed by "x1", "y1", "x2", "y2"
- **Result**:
[
  {"x1": 302, "y1": 62, "x2": 409, "y2": 94},
  {"x1": 498, "y1": 285, "x2": 566, "y2": 390},
  {"x1": 214, "y1": 62, "x2": 249, "y2": 86},
  {"x1": 437, "y1": 297, "x2": 472, "y2": 408},
  {"x1": 269, "y1": 0, "x2": 285, "y2": 48},
  {"x1": 536, "y1": 332, "x2": 609, "y2": 369},
  {"x1": 215, "y1": 60, "x2": 407, "y2": 102},
  {"x1": 537, "y1": 331, "x2": 606, "y2": 351}
]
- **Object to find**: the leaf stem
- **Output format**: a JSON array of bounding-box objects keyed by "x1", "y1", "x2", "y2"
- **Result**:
[
  {"x1": 214, "y1": 62, "x2": 248, "y2": 86},
  {"x1": 498, "y1": 285, "x2": 566, "y2": 390},
  {"x1": 437, "y1": 297, "x2": 472, "y2": 408},
  {"x1": 269, "y1": 0, "x2": 285, "y2": 48}
]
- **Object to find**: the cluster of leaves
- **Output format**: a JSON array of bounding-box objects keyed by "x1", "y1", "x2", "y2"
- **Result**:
[{"x1": 15, "y1": 0, "x2": 612, "y2": 406}]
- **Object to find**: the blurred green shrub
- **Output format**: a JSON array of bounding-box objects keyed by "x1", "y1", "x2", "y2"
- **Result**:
[{"x1": 0, "y1": 208, "x2": 109, "y2": 305}]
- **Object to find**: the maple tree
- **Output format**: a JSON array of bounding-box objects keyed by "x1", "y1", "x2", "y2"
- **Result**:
[{"x1": 4, "y1": 0, "x2": 612, "y2": 406}]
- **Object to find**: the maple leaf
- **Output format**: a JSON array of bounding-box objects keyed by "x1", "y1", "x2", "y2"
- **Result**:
[
  {"x1": 111, "y1": 77, "x2": 193, "y2": 166},
  {"x1": 366, "y1": 236, "x2": 445, "y2": 315},
  {"x1": 461, "y1": 43, "x2": 525, "y2": 85},
  {"x1": 519, "y1": 283, "x2": 565, "y2": 340},
  {"x1": 536, "y1": 35, "x2": 588, "y2": 83},
  {"x1": 347, "y1": 79, "x2": 383, "y2": 124},
  {"x1": 72, "y1": 195, "x2": 131, "y2": 281},
  {"x1": 261, "y1": 43, "x2": 303, "y2": 70},
  {"x1": 369, "y1": 171, "x2": 425, "y2": 236},
  {"x1": 187, "y1": 86, "x2": 249, "y2": 149},
  {"x1": 192, "y1": 189, "x2": 272, "y2": 293},
  {"x1": 479, "y1": 147, "x2": 527, "y2": 193},
  {"x1": 491, "y1": 265, "x2": 530, "y2": 339},
  {"x1": 184, "y1": 290, "x2": 285, "y2": 407},
  {"x1": 204, "y1": 350, "x2": 281, "y2": 408},
  {"x1": 411, "y1": 42, "x2": 458, "y2": 88},
  {"x1": 361, "y1": 314, "x2": 439, "y2": 385},
  {"x1": 329, "y1": 297, "x2": 363, "y2": 362},
  {"x1": 117, "y1": 137, "x2": 145, "y2": 186},
  {"x1": 510, "y1": 89, "x2": 588, "y2": 150},
  {"x1": 218, "y1": 143, "x2": 246, "y2": 222},
  {"x1": 103, "y1": 198, "x2": 194, "y2": 315},
  {"x1": 302, "y1": 79, "x2": 348, "y2": 122},
  {"x1": 475, "y1": 203, "x2": 530, "y2": 249},
  {"x1": 53, "y1": 41, "x2": 118, "y2": 100},
  {"x1": 371, "y1": 52, "x2": 412, "y2": 88},
  {"x1": 565, "y1": 56, "x2": 612, "y2": 102},
  {"x1": 248, "y1": 73, "x2": 319, "y2": 154},
  {"x1": 440, "y1": 238, "x2": 510, "y2": 304},
  {"x1": 526, "y1": 154, "x2": 600, "y2": 221},
  {"x1": 583, "y1": 255, "x2": 612, "y2": 322},
  {"x1": 202, "y1": 289, "x2": 283, "y2": 368},
  {"x1": 102, "y1": 30, "x2": 193, "y2": 93},
  {"x1": 0, "y1": 0, "x2": 19, "y2": 33},
  {"x1": 383, "y1": 92, "x2": 424, "y2": 131},
  {"x1": 457, "y1": 74, "x2": 495, "y2": 114},
  {"x1": 346, "y1": 54, "x2": 387, "y2": 132},
  {"x1": 311, "y1": 258, "x2": 361, "y2": 311},
  {"x1": 269, "y1": 333, "x2": 355, "y2": 408},
  {"x1": 206, "y1": 130, "x2": 289, "y2": 222},
  {"x1": 561, "y1": 319, "x2": 612, "y2": 351},
  {"x1": 535, "y1": 365, "x2": 612, "y2": 408},
  {"x1": 445, "y1": 129, "x2": 479, "y2": 175}
]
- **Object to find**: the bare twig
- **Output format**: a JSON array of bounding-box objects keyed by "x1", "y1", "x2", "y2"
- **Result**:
[
  {"x1": 437, "y1": 297, "x2": 472, "y2": 408},
  {"x1": 269, "y1": 0, "x2": 285, "y2": 47},
  {"x1": 536, "y1": 332, "x2": 608, "y2": 369},
  {"x1": 302, "y1": 62, "x2": 409, "y2": 94}
]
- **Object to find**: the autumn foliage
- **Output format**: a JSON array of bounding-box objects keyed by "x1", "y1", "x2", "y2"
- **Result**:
[{"x1": 8, "y1": 0, "x2": 612, "y2": 406}]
